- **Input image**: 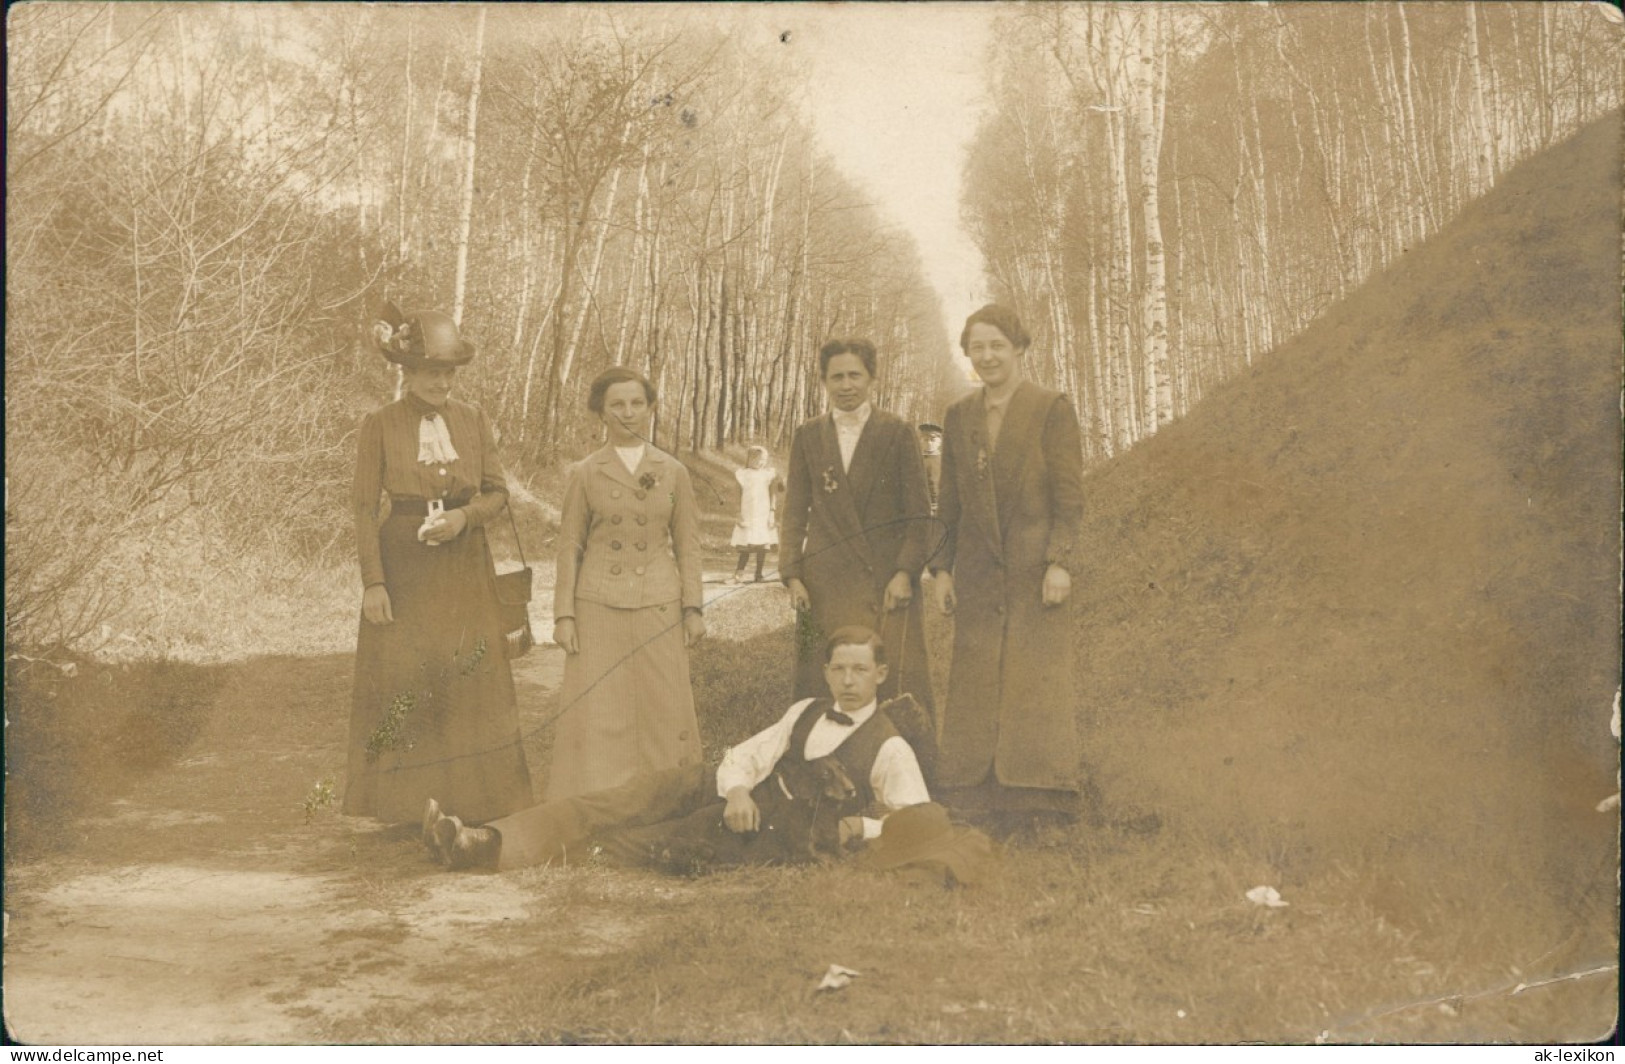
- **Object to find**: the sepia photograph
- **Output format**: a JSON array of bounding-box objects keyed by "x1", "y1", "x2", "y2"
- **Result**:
[{"x1": 4, "y1": 0, "x2": 1621, "y2": 1047}]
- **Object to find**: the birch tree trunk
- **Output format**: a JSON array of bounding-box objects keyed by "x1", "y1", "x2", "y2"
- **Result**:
[
  {"x1": 1136, "y1": 6, "x2": 1172, "y2": 431},
  {"x1": 1465, "y1": 2, "x2": 1496, "y2": 195},
  {"x1": 450, "y1": 5, "x2": 485, "y2": 324}
]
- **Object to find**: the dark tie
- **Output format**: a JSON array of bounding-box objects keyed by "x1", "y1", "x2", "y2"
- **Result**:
[{"x1": 824, "y1": 706, "x2": 855, "y2": 727}]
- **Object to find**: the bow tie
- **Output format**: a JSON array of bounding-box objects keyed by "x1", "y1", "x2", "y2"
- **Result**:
[{"x1": 824, "y1": 705, "x2": 856, "y2": 726}]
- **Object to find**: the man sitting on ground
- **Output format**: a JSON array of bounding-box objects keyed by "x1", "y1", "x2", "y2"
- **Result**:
[{"x1": 424, "y1": 625, "x2": 930, "y2": 872}]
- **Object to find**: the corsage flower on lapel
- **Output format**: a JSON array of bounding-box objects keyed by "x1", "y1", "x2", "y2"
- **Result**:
[
  {"x1": 821, "y1": 466, "x2": 840, "y2": 494},
  {"x1": 638, "y1": 472, "x2": 658, "y2": 491}
]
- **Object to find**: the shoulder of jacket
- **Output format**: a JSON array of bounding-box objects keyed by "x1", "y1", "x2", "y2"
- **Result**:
[
  {"x1": 566, "y1": 450, "x2": 603, "y2": 479},
  {"x1": 656, "y1": 450, "x2": 691, "y2": 477},
  {"x1": 1021, "y1": 381, "x2": 1065, "y2": 405}
]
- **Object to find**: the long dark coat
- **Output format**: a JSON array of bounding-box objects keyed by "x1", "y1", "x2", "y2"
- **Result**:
[
  {"x1": 935, "y1": 382, "x2": 1084, "y2": 792},
  {"x1": 780, "y1": 409, "x2": 937, "y2": 711}
]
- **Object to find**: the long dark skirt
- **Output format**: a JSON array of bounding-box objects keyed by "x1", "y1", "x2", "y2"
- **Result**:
[{"x1": 344, "y1": 515, "x2": 533, "y2": 824}]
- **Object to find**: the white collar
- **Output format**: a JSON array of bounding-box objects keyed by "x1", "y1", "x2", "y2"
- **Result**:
[
  {"x1": 832, "y1": 402, "x2": 872, "y2": 428},
  {"x1": 614, "y1": 443, "x2": 646, "y2": 475}
]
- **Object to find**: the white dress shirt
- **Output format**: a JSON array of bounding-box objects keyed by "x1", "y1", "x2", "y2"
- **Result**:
[
  {"x1": 614, "y1": 443, "x2": 646, "y2": 476},
  {"x1": 715, "y1": 696, "x2": 930, "y2": 839},
  {"x1": 832, "y1": 402, "x2": 872, "y2": 473}
]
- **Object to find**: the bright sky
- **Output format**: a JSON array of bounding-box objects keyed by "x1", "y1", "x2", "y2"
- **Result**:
[{"x1": 729, "y1": 4, "x2": 995, "y2": 354}]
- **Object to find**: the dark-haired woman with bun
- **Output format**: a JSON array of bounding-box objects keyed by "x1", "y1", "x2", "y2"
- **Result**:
[
  {"x1": 345, "y1": 305, "x2": 533, "y2": 827},
  {"x1": 931, "y1": 304, "x2": 1085, "y2": 832},
  {"x1": 546, "y1": 366, "x2": 705, "y2": 801}
]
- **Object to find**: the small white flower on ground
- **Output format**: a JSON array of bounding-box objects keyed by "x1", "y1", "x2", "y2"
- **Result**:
[
  {"x1": 817, "y1": 964, "x2": 861, "y2": 992},
  {"x1": 1245, "y1": 885, "x2": 1289, "y2": 908}
]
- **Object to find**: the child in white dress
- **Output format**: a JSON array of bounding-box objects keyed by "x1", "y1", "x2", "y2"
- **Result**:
[{"x1": 729, "y1": 446, "x2": 781, "y2": 583}]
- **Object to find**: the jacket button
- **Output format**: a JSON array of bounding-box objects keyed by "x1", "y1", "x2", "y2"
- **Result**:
[
  {"x1": 636, "y1": 542, "x2": 647, "y2": 551},
  {"x1": 611, "y1": 489, "x2": 622, "y2": 499},
  {"x1": 679, "y1": 730, "x2": 689, "y2": 741},
  {"x1": 611, "y1": 515, "x2": 622, "y2": 525},
  {"x1": 611, "y1": 540, "x2": 622, "y2": 550},
  {"x1": 610, "y1": 564, "x2": 623, "y2": 575},
  {"x1": 635, "y1": 489, "x2": 647, "y2": 500},
  {"x1": 995, "y1": 604, "x2": 1004, "y2": 615},
  {"x1": 635, "y1": 566, "x2": 646, "y2": 575},
  {"x1": 438, "y1": 468, "x2": 448, "y2": 476},
  {"x1": 636, "y1": 516, "x2": 647, "y2": 526}
]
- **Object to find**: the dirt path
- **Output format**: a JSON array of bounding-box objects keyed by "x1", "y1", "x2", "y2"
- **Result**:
[{"x1": 3, "y1": 574, "x2": 783, "y2": 1045}]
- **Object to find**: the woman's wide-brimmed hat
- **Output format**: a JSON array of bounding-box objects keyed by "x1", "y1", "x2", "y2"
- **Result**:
[
  {"x1": 371, "y1": 301, "x2": 475, "y2": 368},
  {"x1": 853, "y1": 802, "x2": 1000, "y2": 888}
]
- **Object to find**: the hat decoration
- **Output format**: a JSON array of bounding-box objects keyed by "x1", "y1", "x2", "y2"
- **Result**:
[{"x1": 371, "y1": 301, "x2": 475, "y2": 367}]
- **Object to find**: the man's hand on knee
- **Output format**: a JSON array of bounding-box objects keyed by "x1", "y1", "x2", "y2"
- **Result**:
[{"x1": 723, "y1": 786, "x2": 760, "y2": 834}]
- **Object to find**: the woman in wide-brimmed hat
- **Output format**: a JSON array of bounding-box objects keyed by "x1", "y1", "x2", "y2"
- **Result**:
[{"x1": 344, "y1": 304, "x2": 533, "y2": 826}]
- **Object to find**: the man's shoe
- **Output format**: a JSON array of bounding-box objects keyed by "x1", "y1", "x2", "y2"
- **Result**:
[
  {"x1": 434, "y1": 815, "x2": 500, "y2": 871},
  {"x1": 422, "y1": 798, "x2": 447, "y2": 865}
]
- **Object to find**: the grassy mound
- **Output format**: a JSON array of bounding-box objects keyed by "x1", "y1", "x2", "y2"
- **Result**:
[{"x1": 1074, "y1": 114, "x2": 1621, "y2": 922}]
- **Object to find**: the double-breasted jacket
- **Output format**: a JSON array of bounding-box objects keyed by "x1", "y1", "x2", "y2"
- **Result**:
[{"x1": 555, "y1": 445, "x2": 704, "y2": 618}]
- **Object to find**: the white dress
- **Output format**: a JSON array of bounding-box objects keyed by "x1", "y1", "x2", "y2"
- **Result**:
[{"x1": 732, "y1": 466, "x2": 778, "y2": 546}]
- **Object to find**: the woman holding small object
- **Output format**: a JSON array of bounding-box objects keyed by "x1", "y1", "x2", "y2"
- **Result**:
[
  {"x1": 345, "y1": 304, "x2": 533, "y2": 826},
  {"x1": 728, "y1": 445, "x2": 781, "y2": 584},
  {"x1": 547, "y1": 367, "x2": 706, "y2": 801}
]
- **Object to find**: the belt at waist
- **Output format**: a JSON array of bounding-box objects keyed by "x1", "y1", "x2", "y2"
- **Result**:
[{"x1": 388, "y1": 494, "x2": 472, "y2": 516}]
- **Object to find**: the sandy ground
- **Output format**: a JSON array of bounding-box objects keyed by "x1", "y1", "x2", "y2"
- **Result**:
[{"x1": 2, "y1": 572, "x2": 781, "y2": 1045}]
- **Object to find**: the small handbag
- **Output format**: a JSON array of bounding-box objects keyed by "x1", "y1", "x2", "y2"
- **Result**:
[{"x1": 493, "y1": 505, "x2": 535, "y2": 659}]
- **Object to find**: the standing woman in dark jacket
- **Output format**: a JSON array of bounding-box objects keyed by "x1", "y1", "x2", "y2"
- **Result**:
[
  {"x1": 344, "y1": 306, "x2": 533, "y2": 826},
  {"x1": 931, "y1": 304, "x2": 1085, "y2": 830},
  {"x1": 780, "y1": 339, "x2": 936, "y2": 714}
]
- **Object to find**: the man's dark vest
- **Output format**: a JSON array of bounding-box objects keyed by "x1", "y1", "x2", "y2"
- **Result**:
[{"x1": 779, "y1": 698, "x2": 900, "y2": 817}]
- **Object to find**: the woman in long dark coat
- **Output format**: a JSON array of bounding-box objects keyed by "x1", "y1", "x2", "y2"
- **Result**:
[
  {"x1": 781, "y1": 339, "x2": 936, "y2": 714},
  {"x1": 344, "y1": 306, "x2": 533, "y2": 825},
  {"x1": 931, "y1": 305, "x2": 1085, "y2": 827}
]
